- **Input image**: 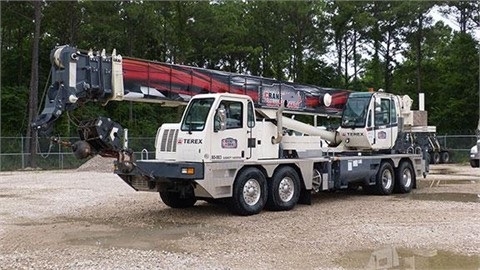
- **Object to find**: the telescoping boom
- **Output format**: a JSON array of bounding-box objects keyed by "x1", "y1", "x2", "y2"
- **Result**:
[{"x1": 33, "y1": 45, "x2": 350, "y2": 133}]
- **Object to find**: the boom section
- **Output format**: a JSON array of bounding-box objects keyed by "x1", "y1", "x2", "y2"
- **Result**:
[
  {"x1": 33, "y1": 45, "x2": 351, "y2": 133},
  {"x1": 33, "y1": 46, "x2": 125, "y2": 132}
]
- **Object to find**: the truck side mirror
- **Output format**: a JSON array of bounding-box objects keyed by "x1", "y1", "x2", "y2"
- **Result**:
[{"x1": 214, "y1": 106, "x2": 227, "y2": 132}]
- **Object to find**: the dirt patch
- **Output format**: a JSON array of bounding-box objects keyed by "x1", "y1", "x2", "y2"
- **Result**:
[
  {"x1": 0, "y1": 164, "x2": 479, "y2": 269},
  {"x1": 76, "y1": 155, "x2": 116, "y2": 173}
]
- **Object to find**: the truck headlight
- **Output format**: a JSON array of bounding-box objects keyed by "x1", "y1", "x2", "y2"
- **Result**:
[{"x1": 471, "y1": 145, "x2": 478, "y2": 154}]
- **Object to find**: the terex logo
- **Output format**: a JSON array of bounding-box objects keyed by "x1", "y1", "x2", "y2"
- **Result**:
[
  {"x1": 177, "y1": 138, "x2": 203, "y2": 144},
  {"x1": 346, "y1": 132, "x2": 364, "y2": 136}
]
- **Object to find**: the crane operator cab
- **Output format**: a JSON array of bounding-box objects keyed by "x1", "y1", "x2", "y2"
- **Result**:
[
  {"x1": 157, "y1": 93, "x2": 257, "y2": 163},
  {"x1": 337, "y1": 91, "x2": 400, "y2": 151}
]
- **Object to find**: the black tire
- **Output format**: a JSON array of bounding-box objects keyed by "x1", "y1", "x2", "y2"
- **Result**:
[
  {"x1": 471, "y1": 159, "x2": 479, "y2": 168},
  {"x1": 425, "y1": 152, "x2": 431, "y2": 164},
  {"x1": 431, "y1": 152, "x2": 440, "y2": 164},
  {"x1": 373, "y1": 162, "x2": 395, "y2": 195},
  {"x1": 228, "y1": 167, "x2": 267, "y2": 216},
  {"x1": 159, "y1": 186, "x2": 197, "y2": 208},
  {"x1": 440, "y1": 151, "x2": 450, "y2": 164},
  {"x1": 267, "y1": 166, "x2": 301, "y2": 211},
  {"x1": 394, "y1": 161, "x2": 415, "y2": 194}
]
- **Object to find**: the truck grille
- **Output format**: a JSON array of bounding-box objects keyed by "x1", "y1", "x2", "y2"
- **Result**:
[
  {"x1": 131, "y1": 177, "x2": 151, "y2": 191},
  {"x1": 160, "y1": 128, "x2": 179, "y2": 152}
]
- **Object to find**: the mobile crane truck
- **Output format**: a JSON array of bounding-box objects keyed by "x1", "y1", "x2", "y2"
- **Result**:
[{"x1": 33, "y1": 45, "x2": 432, "y2": 215}]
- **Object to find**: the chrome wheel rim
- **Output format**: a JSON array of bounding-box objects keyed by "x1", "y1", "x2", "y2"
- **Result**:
[
  {"x1": 243, "y1": 179, "x2": 261, "y2": 206},
  {"x1": 382, "y1": 169, "x2": 393, "y2": 190},
  {"x1": 402, "y1": 168, "x2": 412, "y2": 188},
  {"x1": 278, "y1": 177, "x2": 294, "y2": 202}
]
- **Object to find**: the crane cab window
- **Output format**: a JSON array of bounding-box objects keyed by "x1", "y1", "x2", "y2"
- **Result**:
[
  {"x1": 181, "y1": 98, "x2": 214, "y2": 132},
  {"x1": 219, "y1": 100, "x2": 243, "y2": 129},
  {"x1": 374, "y1": 98, "x2": 397, "y2": 126},
  {"x1": 247, "y1": 101, "x2": 255, "y2": 128},
  {"x1": 341, "y1": 94, "x2": 371, "y2": 128},
  {"x1": 390, "y1": 99, "x2": 397, "y2": 124}
]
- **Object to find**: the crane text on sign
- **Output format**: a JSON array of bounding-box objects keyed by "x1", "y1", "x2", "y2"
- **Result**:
[{"x1": 259, "y1": 84, "x2": 306, "y2": 110}]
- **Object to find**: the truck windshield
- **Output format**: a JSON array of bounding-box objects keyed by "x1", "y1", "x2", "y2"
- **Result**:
[
  {"x1": 341, "y1": 93, "x2": 372, "y2": 128},
  {"x1": 181, "y1": 98, "x2": 214, "y2": 132}
]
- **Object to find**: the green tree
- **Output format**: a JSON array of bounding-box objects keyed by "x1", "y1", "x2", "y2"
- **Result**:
[
  {"x1": 1, "y1": 1, "x2": 40, "y2": 138},
  {"x1": 393, "y1": 17, "x2": 451, "y2": 107},
  {"x1": 431, "y1": 33, "x2": 478, "y2": 132},
  {"x1": 438, "y1": 1, "x2": 479, "y2": 34},
  {"x1": 328, "y1": 1, "x2": 369, "y2": 89},
  {"x1": 25, "y1": 0, "x2": 42, "y2": 167},
  {"x1": 361, "y1": 2, "x2": 416, "y2": 92},
  {"x1": 4, "y1": 0, "x2": 480, "y2": 146}
]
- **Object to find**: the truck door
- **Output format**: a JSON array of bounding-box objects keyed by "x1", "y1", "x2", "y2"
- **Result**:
[
  {"x1": 210, "y1": 98, "x2": 248, "y2": 161},
  {"x1": 373, "y1": 97, "x2": 398, "y2": 149}
]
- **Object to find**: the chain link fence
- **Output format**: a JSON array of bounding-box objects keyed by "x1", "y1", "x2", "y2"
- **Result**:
[
  {"x1": 436, "y1": 134, "x2": 478, "y2": 163},
  {"x1": 0, "y1": 136, "x2": 156, "y2": 171},
  {"x1": 0, "y1": 134, "x2": 477, "y2": 172}
]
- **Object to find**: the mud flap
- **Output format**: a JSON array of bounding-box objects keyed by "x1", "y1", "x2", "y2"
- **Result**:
[{"x1": 298, "y1": 189, "x2": 312, "y2": 205}]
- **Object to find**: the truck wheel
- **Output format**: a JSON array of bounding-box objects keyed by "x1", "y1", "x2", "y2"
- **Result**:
[
  {"x1": 267, "y1": 166, "x2": 301, "y2": 211},
  {"x1": 228, "y1": 167, "x2": 267, "y2": 216},
  {"x1": 471, "y1": 159, "x2": 479, "y2": 168},
  {"x1": 373, "y1": 162, "x2": 395, "y2": 195},
  {"x1": 440, "y1": 151, "x2": 450, "y2": 163},
  {"x1": 431, "y1": 152, "x2": 440, "y2": 164},
  {"x1": 395, "y1": 161, "x2": 414, "y2": 194},
  {"x1": 425, "y1": 153, "x2": 431, "y2": 164},
  {"x1": 159, "y1": 186, "x2": 197, "y2": 208}
]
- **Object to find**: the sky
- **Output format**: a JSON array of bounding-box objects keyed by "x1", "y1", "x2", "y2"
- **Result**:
[{"x1": 429, "y1": 5, "x2": 480, "y2": 41}]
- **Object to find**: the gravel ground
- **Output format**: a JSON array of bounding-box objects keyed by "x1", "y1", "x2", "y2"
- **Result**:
[{"x1": 0, "y1": 162, "x2": 479, "y2": 269}]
